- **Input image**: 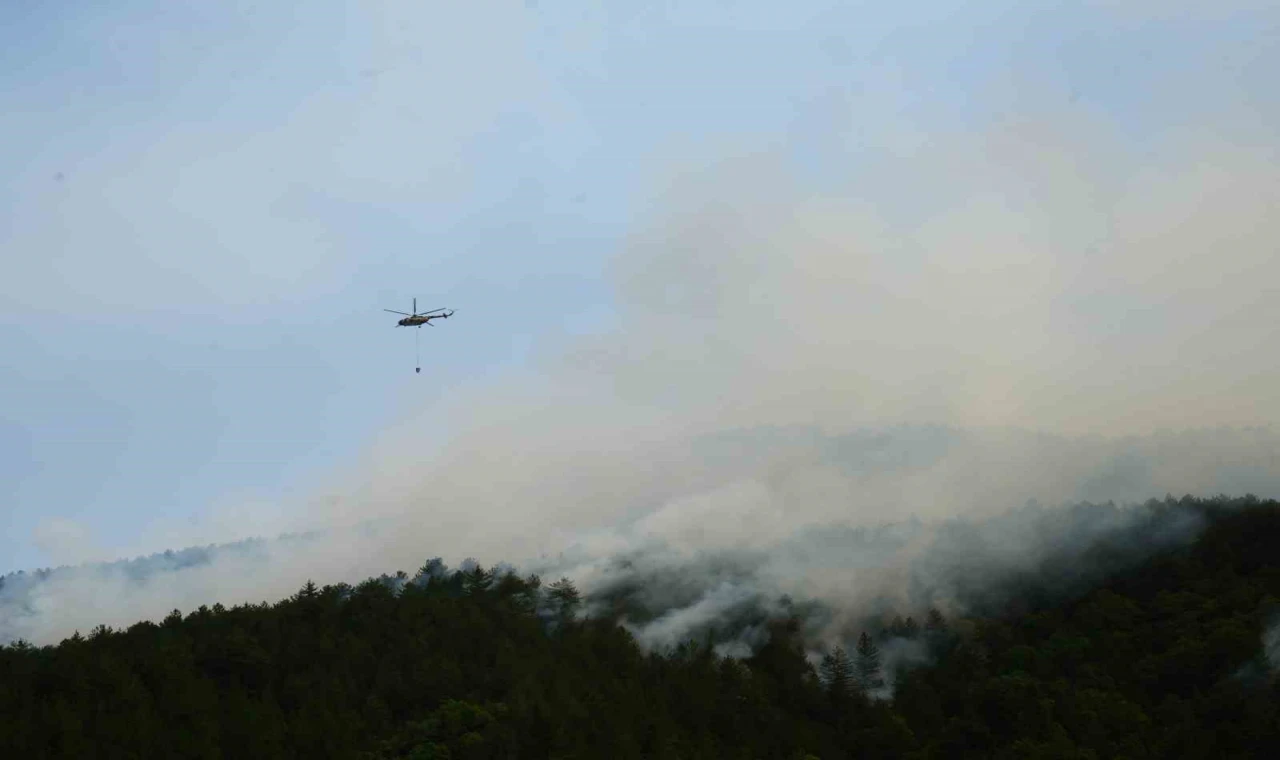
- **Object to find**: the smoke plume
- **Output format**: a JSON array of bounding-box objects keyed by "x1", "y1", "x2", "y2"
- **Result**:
[{"x1": 5, "y1": 66, "x2": 1280, "y2": 654}]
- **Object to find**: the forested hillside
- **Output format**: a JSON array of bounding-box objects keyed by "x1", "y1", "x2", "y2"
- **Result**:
[{"x1": 2, "y1": 495, "x2": 1278, "y2": 759}]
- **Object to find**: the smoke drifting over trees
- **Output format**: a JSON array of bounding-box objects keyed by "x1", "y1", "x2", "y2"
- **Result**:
[
  {"x1": 7, "y1": 16, "x2": 1280, "y2": 666},
  {"x1": 5, "y1": 1, "x2": 1279, "y2": 755},
  {"x1": 4, "y1": 496, "x2": 1279, "y2": 758},
  {"x1": 5, "y1": 424, "x2": 1280, "y2": 649}
]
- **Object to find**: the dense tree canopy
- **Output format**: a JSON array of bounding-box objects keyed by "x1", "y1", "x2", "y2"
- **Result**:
[{"x1": 2, "y1": 495, "x2": 1278, "y2": 758}]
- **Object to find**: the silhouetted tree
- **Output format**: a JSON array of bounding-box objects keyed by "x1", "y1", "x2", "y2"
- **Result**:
[
  {"x1": 902, "y1": 616, "x2": 920, "y2": 639},
  {"x1": 0, "y1": 494, "x2": 1277, "y2": 760},
  {"x1": 856, "y1": 632, "x2": 884, "y2": 691},
  {"x1": 462, "y1": 562, "x2": 493, "y2": 595},
  {"x1": 548, "y1": 577, "x2": 581, "y2": 620},
  {"x1": 820, "y1": 645, "x2": 854, "y2": 702}
]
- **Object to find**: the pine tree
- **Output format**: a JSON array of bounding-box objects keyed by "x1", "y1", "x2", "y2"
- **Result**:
[
  {"x1": 855, "y1": 632, "x2": 884, "y2": 691},
  {"x1": 416, "y1": 558, "x2": 447, "y2": 583},
  {"x1": 888, "y1": 615, "x2": 907, "y2": 638},
  {"x1": 548, "y1": 577, "x2": 581, "y2": 620},
  {"x1": 902, "y1": 616, "x2": 920, "y2": 639},
  {"x1": 462, "y1": 563, "x2": 494, "y2": 595},
  {"x1": 507, "y1": 573, "x2": 541, "y2": 614},
  {"x1": 820, "y1": 646, "x2": 854, "y2": 701}
]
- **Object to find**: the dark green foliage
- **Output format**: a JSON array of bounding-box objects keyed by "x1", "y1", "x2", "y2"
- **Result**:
[
  {"x1": 1, "y1": 495, "x2": 1279, "y2": 759},
  {"x1": 546, "y1": 577, "x2": 581, "y2": 620},
  {"x1": 893, "y1": 495, "x2": 1280, "y2": 758},
  {"x1": 855, "y1": 632, "x2": 885, "y2": 692},
  {"x1": 886, "y1": 614, "x2": 922, "y2": 639},
  {"x1": 821, "y1": 645, "x2": 855, "y2": 701},
  {"x1": 925, "y1": 606, "x2": 946, "y2": 633}
]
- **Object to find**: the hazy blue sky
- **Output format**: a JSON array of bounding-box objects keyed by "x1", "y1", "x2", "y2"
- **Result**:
[{"x1": 3, "y1": 0, "x2": 1277, "y2": 573}]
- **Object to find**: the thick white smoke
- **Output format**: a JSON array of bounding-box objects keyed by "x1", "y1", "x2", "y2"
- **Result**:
[
  {"x1": 6, "y1": 59, "x2": 1280, "y2": 648},
  {"x1": 3, "y1": 427, "x2": 1274, "y2": 647},
  {"x1": 1265, "y1": 615, "x2": 1280, "y2": 675}
]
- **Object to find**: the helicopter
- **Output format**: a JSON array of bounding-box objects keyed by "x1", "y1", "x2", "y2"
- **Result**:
[
  {"x1": 384, "y1": 298, "x2": 455, "y2": 327},
  {"x1": 384, "y1": 298, "x2": 455, "y2": 373}
]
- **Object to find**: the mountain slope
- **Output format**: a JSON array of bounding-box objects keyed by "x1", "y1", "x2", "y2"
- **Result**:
[{"x1": 1, "y1": 495, "x2": 1277, "y2": 759}]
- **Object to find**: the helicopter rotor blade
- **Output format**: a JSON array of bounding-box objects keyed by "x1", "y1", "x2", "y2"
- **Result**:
[{"x1": 384, "y1": 309, "x2": 412, "y2": 316}]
